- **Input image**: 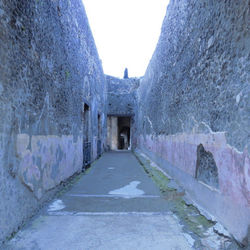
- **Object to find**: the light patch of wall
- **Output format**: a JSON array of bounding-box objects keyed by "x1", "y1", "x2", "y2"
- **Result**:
[{"x1": 107, "y1": 116, "x2": 118, "y2": 150}]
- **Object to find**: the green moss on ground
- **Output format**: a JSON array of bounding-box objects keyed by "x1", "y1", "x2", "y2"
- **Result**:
[{"x1": 135, "y1": 152, "x2": 215, "y2": 238}]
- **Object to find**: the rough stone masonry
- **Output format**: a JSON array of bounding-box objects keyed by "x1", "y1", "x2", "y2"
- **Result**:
[
  {"x1": 0, "y1": 0, "x2": 106, "y2": 244},
  {"x1": 136, "y1": 0, "x2": 250, "y2": 245},
  {"x1": 106, "y1": 75, "x2": 140, "y2": 150},
  {"x1": 0, "y1": 0, "x2": 249, "y2": 247}
]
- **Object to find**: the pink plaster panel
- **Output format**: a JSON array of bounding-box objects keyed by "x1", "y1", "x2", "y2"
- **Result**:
[{"x1": 138, "y1": 133, "x2": 250, "y2": 207}]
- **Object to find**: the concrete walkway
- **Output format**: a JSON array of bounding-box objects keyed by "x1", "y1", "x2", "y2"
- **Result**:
[{"x1": 5, "y1": 151, "x2": 197, "y2": 249}]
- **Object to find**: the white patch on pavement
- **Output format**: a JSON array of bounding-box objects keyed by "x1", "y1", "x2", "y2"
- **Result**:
[
  {"x1": 48, "y1": 199, "x2": 65, "y2": 212},
  {"x1": 48, "y1": 211, "x2": 171, "y2": 216},
  {"x1": 109, "y1": 181, "x2": 145, "y2": 198},
  {"x1": 67, "y1": 194, "x2": 159, "y2": 198},
  {"x1": 236, "y1": 91, "x2": 242, "y2": 104}
]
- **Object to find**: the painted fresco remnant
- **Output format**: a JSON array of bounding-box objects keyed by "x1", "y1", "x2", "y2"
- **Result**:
[{"x1": 16, "y1": 134, "x2": 83, "y2": 199}]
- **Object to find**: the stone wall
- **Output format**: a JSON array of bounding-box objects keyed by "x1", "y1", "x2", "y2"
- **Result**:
[
  {"x1": 106, "y1": 75, "x2": 139, "y2": 116},
  {"x1": 106, "y1": 75, "x2": 140, "y2": 149},
  {"x1": 0, "y1": 0, "x2": 106, "y2": 244},
  {"x1": 137, "y1": 0, "x2": 250, "y2": 244}
]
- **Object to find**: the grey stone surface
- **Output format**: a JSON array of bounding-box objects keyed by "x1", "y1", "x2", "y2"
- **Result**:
[
  {"x1": 4, "y1": 215, "x2": 194, "y2": 250},
  {"x1": 106, "y1": 75, "x2": 140, "y2": 149},
  {"x1": 106, "y1": 75, "x2": 139, "y2": 116},
  {"x1": 137, "y1": 0, "x2": 249, "y2": 152},
  {"x1": 3, "y1": 151, "x2": 226, "y2": 250},
  {"x1": 136, "y1": 0, "x2": 250, "y2": 244},
  {"x1": 0, "y1": 0, "x2": 106, "y2": 244},
  {"x1": 0, "y1": 0, "x2": 249, "y2": 247}
]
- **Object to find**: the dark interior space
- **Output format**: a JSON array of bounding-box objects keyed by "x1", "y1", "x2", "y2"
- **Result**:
[
  {"x1": 97, "y1": 114, "x2": 102, "y2": 157},
  {"x1": 118, "y1": 117, "x2": 131, "y2": 150},
  {"x1": 83, "y1": 103, "x2": 91, "y2": 168},
  {"x1": 98, "y1": 114, "x2": 101, "y2": 139},
  {"x1": 83, "y1": 104, "x2": 90, "y2": 141}
]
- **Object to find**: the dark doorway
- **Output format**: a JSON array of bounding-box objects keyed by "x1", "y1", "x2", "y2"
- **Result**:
[
  {"x1": 83, "y1": 104, "x2": 90, "y2": 141},
  {"x1": 118, "y1": 117, "x2": 131, "y2": 150},
  {"x1": 83, "y1": 104, "x2": 91, "y2": 168},
  {"x1": 97, "y1": 114, "x2": 102, "y2": 157}
]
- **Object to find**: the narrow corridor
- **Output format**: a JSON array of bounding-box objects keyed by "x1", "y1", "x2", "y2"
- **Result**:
[{"x1": 4, "y1": 152, "x2": 235, "y2": 249}]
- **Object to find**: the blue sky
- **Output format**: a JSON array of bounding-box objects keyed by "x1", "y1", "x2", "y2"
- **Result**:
[{"x1": 83, "y1": 0, "x2": 170, "y2": 78}]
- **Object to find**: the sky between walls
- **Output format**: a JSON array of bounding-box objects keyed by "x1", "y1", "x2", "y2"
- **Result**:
[{"x1": 83, "y1": 0, "x2": 170, "y2": 78}]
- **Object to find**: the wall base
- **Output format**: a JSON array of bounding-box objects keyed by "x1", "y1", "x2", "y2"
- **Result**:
[{"x1": 136, "y1": 147, "x2": 250, "y2": 245}]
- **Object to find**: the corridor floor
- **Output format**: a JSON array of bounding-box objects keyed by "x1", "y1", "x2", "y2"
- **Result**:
[{"x1": 4, "y1": 151, "x2": 231, "y2": 250}]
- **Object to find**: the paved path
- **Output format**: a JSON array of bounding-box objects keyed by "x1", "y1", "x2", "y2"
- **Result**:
[{"x1": 5, "y1": 151, "x2": 195, "y2": 249}]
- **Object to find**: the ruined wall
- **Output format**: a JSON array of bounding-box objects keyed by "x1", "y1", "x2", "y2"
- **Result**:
[
  {"x1": 106, "y1": 75, "x2": 140, "y2": 149},
  {"x1": 137, "y1": 0, "x2": 250, "y2": 243},
  {"x1": 106, "y1": 75, "x2": 139, "y2": 116},
  {"x1": 0, "y1": 0, "x2": 106, "y2": 243}
]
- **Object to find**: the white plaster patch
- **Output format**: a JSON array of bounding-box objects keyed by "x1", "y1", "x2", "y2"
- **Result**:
[
  {"x1": 200, "y1": 121, "x2": 213, "y2": 133},
  {"x1": 48, "y1": 200, "x2": 65, "y2": 212},
  {"x1": 109, "y1": 181, "x2": 145, "y2": 198},
  {"x1": 48, "y1": 211, "x2": 172, "y2": 216},
  {"x1": 145, "y1": 116, "x2": 153, "y2": 129},
  {"x1": 67, "y1": 194, "x2": 159, "y2": 198},
  {"x1": 236, "y1": 91, "x2": 242, "y2": 104},
  {"x1": 207, "y1": 36, "x2": 214, "y2": 48}
]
